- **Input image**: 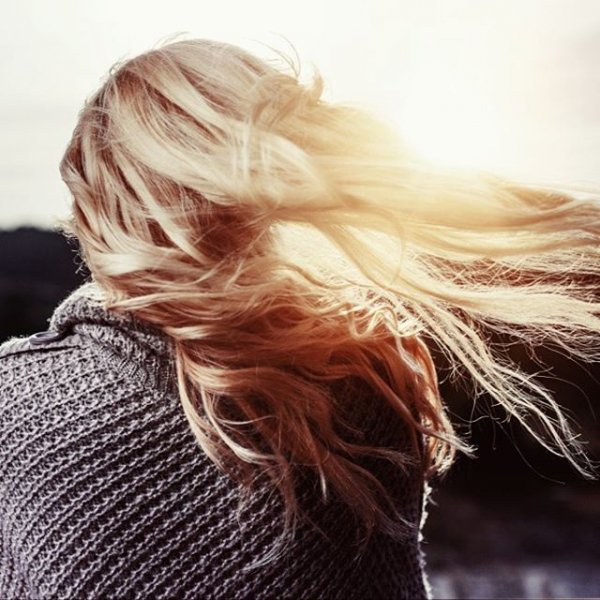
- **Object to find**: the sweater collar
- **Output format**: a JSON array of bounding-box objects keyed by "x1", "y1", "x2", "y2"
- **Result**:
[{"x1": 49, "y1": 280, "x2": 176, "y2": 371}]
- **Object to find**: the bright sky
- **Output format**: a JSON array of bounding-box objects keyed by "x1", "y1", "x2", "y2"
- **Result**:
[{"x1": 1, "y1": 0, "x2": 599, "y2": 227}]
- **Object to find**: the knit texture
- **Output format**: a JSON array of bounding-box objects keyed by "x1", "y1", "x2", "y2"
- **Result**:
[{"x1": 0, "y1": 282, "x2": 432, "y2": 599}]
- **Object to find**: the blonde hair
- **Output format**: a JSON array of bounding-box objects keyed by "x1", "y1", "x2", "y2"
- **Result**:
[{"x1": 59, "y1": 37, "x2": 600, "y2": 559}]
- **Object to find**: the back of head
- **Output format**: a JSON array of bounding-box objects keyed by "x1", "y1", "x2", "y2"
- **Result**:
[{"x1": 58, "y1": 36, "x2": 600, "y2": 557}]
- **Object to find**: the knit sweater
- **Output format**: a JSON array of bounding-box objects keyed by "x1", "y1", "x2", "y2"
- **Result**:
[{"x1": 0, "y1": 282, "x2": 432, "y2": 599}]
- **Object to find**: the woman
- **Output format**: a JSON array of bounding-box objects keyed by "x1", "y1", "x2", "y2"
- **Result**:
[{"x1": 0, "y1": 38, "x2": 598, "y2": 599}]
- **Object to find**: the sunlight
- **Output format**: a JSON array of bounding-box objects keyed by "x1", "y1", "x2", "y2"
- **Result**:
[{"x1": 395, "y1": 26, "x2": 515, "y2": 173}]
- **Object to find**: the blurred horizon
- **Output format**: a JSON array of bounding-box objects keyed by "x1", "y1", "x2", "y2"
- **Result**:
[{"x1": 1, "y1": 0, "x2": 600, "y2": 229}]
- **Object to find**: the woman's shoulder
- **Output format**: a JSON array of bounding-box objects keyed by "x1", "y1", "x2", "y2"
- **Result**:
[
  {"x1": 0, "y1": 288, "x2": 183, "y2": 479},
  {"x1": 0, "y1": 326, "x2": 241, "y2": 600},
  {"x1": 1, "y1": 281, "x2": 177, "y2": 396},
  {"x1": 0, "y1": 328, "x2": 93, "y2": 408},
  {"x1": 0, "y1": 324, "x2": 184, "y2": 467},
  {"x1": 0, "y1": 328, "x2": 83, "y2": 359},
  {"x1": 0, "y1": 321, "x2": 185, "y2": 464},
  {"x1": 0, "y1": 324, "x2": 169, "y2": 407}
]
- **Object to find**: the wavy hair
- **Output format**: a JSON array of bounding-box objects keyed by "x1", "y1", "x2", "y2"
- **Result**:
[{"x1": 58, "y1": 37, "x2": 600, "y2": 559}]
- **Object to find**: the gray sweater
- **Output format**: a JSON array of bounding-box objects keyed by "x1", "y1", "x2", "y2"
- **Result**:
[{"x1": 0, "y1": 282, "x2": 431, "y2": 599}]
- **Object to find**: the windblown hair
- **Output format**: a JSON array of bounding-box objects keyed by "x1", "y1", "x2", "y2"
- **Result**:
[{"x1": 59, "y1": 37, "x2": 600, "y2": 557}]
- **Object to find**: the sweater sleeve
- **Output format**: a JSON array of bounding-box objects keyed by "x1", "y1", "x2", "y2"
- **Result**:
[
  {"x1": 0, "y1": 334, "x2": 208, "y2": 600},
  {"x1": 0, "y1": 334, "x2": 88, "y2": 598}
]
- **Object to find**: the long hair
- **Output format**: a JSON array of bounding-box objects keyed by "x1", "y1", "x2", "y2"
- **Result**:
[{"x1": 58, "y1": 37, "x2": 600, "y2": 557}]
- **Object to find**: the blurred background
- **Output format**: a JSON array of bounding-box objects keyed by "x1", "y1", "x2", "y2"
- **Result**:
[{"x1": 1, "y1": 1, "x2": 599, "y2": 597}]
